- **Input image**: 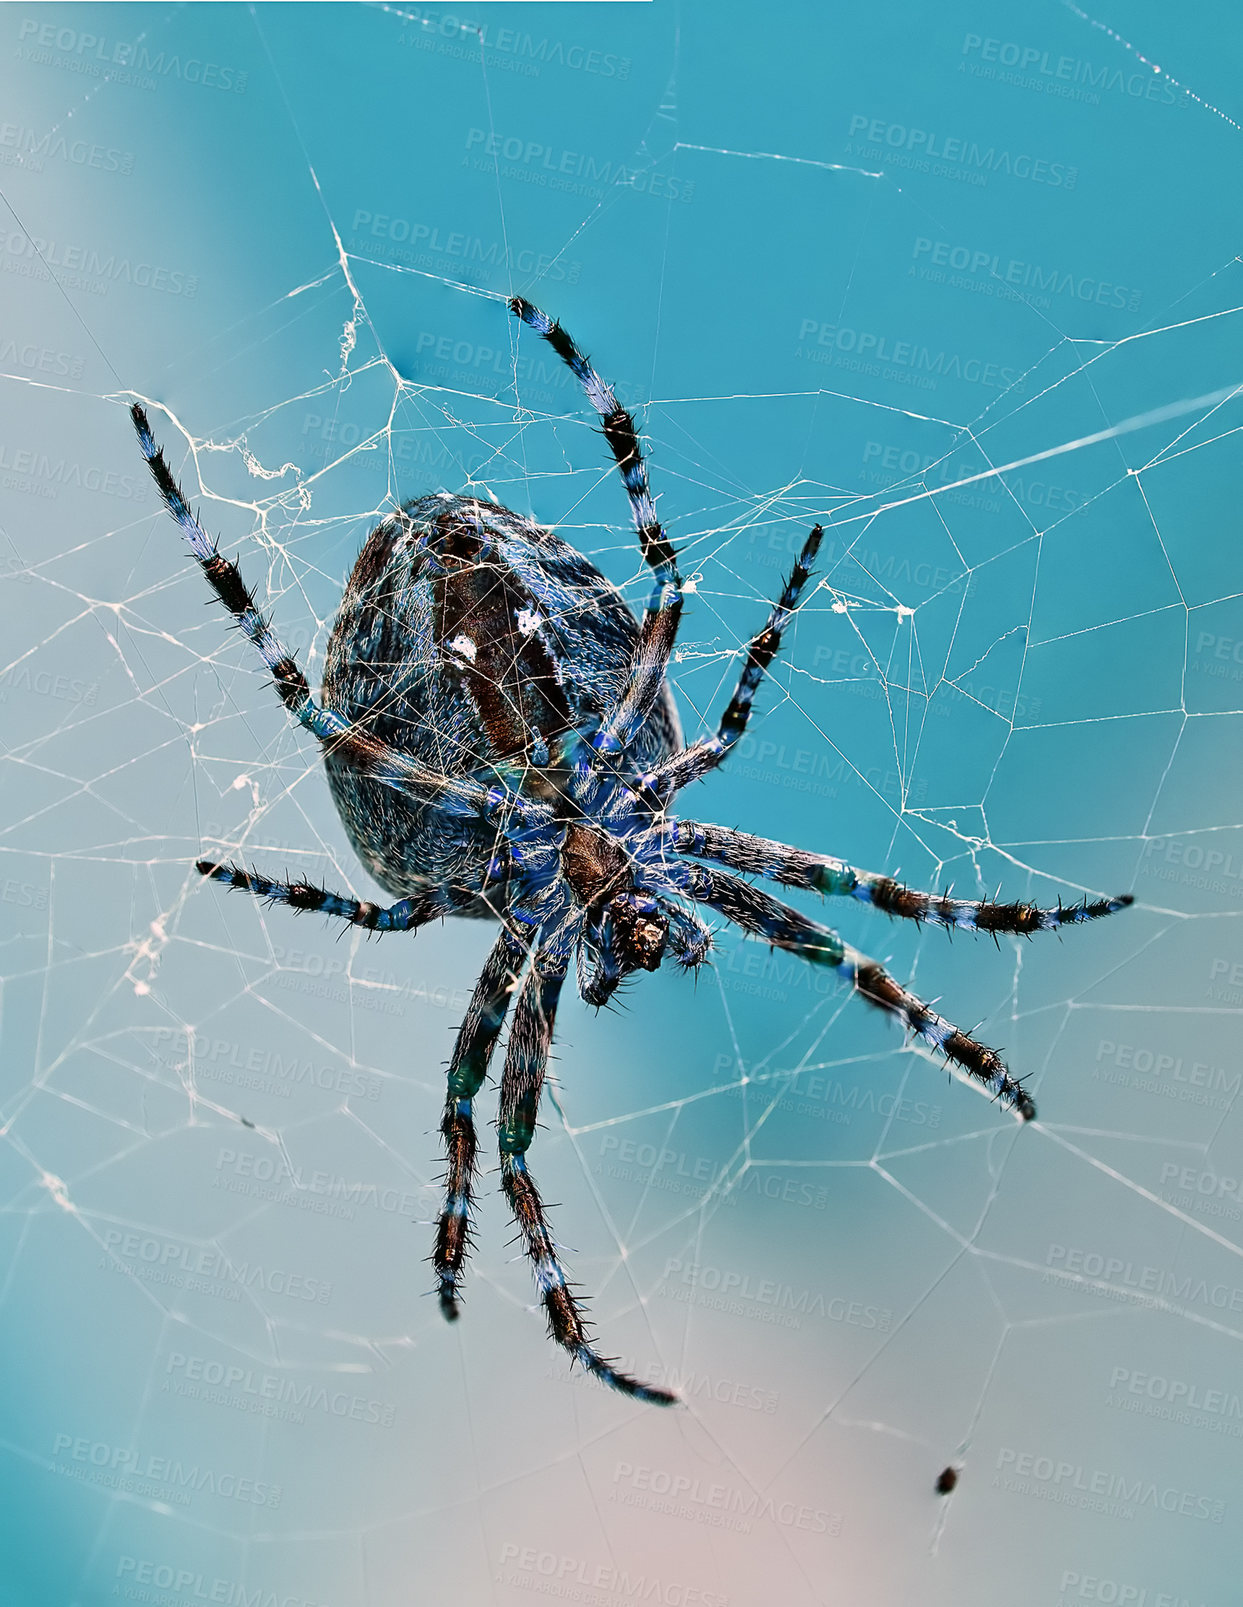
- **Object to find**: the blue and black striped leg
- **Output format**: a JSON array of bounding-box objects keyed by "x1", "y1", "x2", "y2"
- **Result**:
[
  {"x1": 666, "y1": 822, "x2": 1134, "y2": 937},
  {"x1": 132, "y1": 405, "x2": 543, "y2": 827},
  {"x1": 435, "y1": 923, "x2": 530, "y2": 1318},
  {"x1": 508, "y1": 298, "x2": 683, "y2": 758},
  {"x1": 496, "y1": 944, "x2": 677, "y2": 1404},
  {"x1": 638, "y1": 526, "x2": 822, "y2": 802},
  {"x1": 196, "y1": 860, "x2": 477, "y2": 931},
  {"x1": 665, "y1": 861, "x2": 1038, "y2": 1122}
]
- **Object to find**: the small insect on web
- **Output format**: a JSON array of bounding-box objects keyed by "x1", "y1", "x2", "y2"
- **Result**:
[{"x1": 130, "y1": 294, "x2": 1133, "y2": 1405}]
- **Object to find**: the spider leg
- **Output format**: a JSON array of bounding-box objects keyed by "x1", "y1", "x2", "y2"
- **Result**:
[
  {"x1": 496, "y1": 942, "x2": 677, "y2": 1403},
  {"x1": 131, "y1": 405, "x2": 549, "y2": 828},
  {"x1": 664, "y1": 822, "x2": 1134, "y2": 935},
  {"x1": 435, "y1": 922, "x2": 531, "y2": 1317},
  {"x1": 195, "y1": 860, "x2": 483, "y2": 930},
  {"x1": 636, "y1": 525, "x2": 822, "y2": 802},
  {"x1": 508, "y1": 299, "x2": 682, "y2": 759},
  {"x1": 660, "y1": 861, "x2": 1037, "y2": 1121}
]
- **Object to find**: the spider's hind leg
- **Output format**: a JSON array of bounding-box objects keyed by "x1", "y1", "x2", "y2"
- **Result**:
[
  {"x1": 496, "y1": 944, "x2": 677, "y2": 1404},
  {"x1": 435, "y1": 923, "x2": 530, "y2": 1318}
]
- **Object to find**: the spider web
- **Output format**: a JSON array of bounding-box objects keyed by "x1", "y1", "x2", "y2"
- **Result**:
[{"x1": 1, "y1": 3, "x2": 1241, "y2": 1604}]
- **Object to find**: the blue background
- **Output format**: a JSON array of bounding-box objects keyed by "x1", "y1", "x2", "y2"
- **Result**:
[{"x1": 0, "y1": 3, "x2": 1240, "y2": 1604}]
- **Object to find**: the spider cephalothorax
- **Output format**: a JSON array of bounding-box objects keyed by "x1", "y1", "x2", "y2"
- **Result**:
[{"x1": 132, "y1": 294, "x2": 1132, "y2": 1405}]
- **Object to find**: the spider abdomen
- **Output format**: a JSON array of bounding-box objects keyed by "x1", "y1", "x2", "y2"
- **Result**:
[{"x1": 321, "y1": 493, "x2": 680, "y2": 907}]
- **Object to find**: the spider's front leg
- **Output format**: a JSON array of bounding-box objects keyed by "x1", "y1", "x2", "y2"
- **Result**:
[
  {"x1": 509, "y1": 298, "x2": 682, "y2": 760},
  {"x1": 132, "y1": 404, "x2": 549, "y2": 829},
  {"x1": 637, "y1": 523, "x2": 823, "y2": 803},
  {"x1": 665, "y1": 822, "x2": 1134, "y2": 937},
  {"x1": 495, "y1": 938, "x2": 677, "y2": 1404},
  {"x1": 196, "y1": 860, "x2": 479, "y2": 930}
]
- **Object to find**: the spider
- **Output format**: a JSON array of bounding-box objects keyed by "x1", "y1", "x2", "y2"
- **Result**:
[{"x1": 131, "y1": 296, "x2": 1132, "y2": 1405}]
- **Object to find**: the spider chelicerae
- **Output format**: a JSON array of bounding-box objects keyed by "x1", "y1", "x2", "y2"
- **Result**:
[{"x1": 131, "y1": 296, "x2": 1132, "y2": 1405}]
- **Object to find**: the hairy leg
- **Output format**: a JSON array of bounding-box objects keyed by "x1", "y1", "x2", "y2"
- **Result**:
[
  {"x1": 664, "y1": 821, "x2": 1134, "y2": 936},
  {"x1": 508, "y1": 299, "x2": 682, "y2": 760},
  {"x1": 660, "y1": 860, "x2": 1038, "y2": 1120},
  {"x1": 196, "y1": 859, "x2": 481, "y2": 931},
  {"x1": 637, "y1": 525, "x2": 822, "y2": 802},
  {"x1": 435, "y1": 922, "x2": 531, "y2": 1316},
  {"x1": 132, "y1": 404, "x2": 547, "y2": 827},
  {"x1": 495, "y1": 942, "x2": 677, "y2": 1402}
]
